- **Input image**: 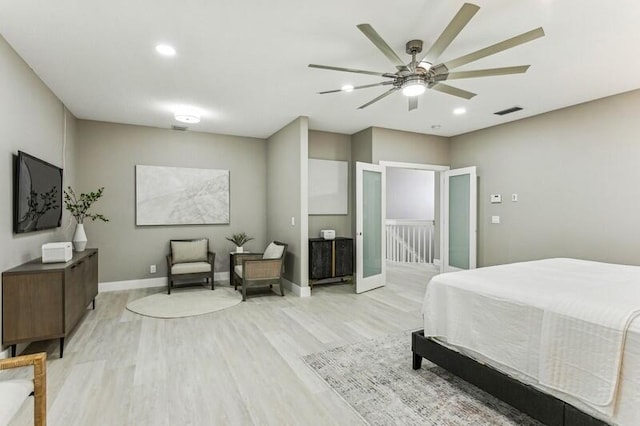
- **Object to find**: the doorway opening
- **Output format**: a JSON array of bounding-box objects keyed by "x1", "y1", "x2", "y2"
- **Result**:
[{"x1": 380, "y1": 161, "x2": 450, "y2": 271}]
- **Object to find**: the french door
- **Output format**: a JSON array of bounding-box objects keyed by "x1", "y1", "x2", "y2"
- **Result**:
[
  {"x1": 355, "y1": 162, "x2": 386, "y2": 293},
  {"x1": 442, "y1": 166, "x2": 477, "y2": 272}
]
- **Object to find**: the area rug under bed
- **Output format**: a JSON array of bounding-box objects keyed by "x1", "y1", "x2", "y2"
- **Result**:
[{"x1": 303, "y1": 331, "x2": 541, "y2": 426}]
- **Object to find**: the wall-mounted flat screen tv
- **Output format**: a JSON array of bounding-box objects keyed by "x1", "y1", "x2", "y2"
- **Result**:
[{"x1": 14, "y1": 151, "x2": 63, "y2": 233}]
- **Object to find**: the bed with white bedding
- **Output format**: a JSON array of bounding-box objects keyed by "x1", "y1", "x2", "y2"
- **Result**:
[{"x1": 413, "y1": 258, "x2": 640, "y2": 426}]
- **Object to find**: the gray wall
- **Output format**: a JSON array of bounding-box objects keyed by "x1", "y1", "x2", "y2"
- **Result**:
[
  {"x1": 370, "y1": 127, "x2": 448, "y2": 260},
  {"x1": 267, "y1": 117, "x2": 308, "y2": 287},
  {"x1": 450, "y1": 88, "x2": 640, "y2": 267},
  {"x1": 0, "y1": 34, "x2": 78, "y2": 352},
  {"x1": 371, "y1": 127, "x2": 449, "y2": 165},
  {"x1": 76, "y1": 120, "x2": 267, "y2": 282},
  {"x1": 308, "y1": 130, "x2": 352, "y2": 238}
]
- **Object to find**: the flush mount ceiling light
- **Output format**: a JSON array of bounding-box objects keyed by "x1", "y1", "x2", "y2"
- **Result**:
[
  {"x1": 401, "y1": 76, "x2": 426, "y2": 97},
  {"x1": 341, "y1": 84, "x2": 354, "y2": 92},
  {"x1": 174, "y1": 110, "x2": 201, "y2": 123},
  {"x1": 155, "y1": 44, "x2": 176, "y2": 56},
  {"x1": 453, "y1": 107, "x2": 467, "y2": 115}
]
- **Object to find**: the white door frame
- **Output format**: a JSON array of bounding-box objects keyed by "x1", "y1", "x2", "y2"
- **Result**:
[{"x1": 355, "y1": 162, "x2": 386, "y2": 293}]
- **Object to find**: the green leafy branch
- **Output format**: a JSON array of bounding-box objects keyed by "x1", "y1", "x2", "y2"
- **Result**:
[{"x1": 63, "y1": 186, "x2": 109, "y2": 224}]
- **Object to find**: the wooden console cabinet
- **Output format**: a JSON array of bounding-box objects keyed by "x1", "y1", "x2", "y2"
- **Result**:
[
  {"x1": 309, "y1": 237, "x2": 353, "y2": 289},
  {"x1": 2, "y1": 249, "x2": 98, "y2": 358}
]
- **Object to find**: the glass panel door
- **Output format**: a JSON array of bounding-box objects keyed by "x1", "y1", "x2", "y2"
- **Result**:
[
  {"x1": 442, "y1": 167, "x2": 477, "y2": 272},
  {"x1": 448, "y1": 174, "x2": 471, "y2": 269},
  {"x1": 356, "y1": 162, "x2": 385, "y2": 293},
  {"x1": 363, "y1": 170, "x2": 382, "y2": 278}
]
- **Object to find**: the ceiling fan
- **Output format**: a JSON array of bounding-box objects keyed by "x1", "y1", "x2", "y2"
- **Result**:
[{"x1": 308, "y1": 3, "x2": 544, "y2": 111}]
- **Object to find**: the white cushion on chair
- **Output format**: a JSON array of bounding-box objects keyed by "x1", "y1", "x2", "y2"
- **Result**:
[
  {"x1": 171, "y1": 262, "x2": 211, "y2": 275},
  {"x1": 0, "y1": 379, "x2": 33, "y2": 426},
  {"x1": 263, "y1": 242, "x2": 284, "y2": 260},
  {"x1": 234, "y1": 265, "x2": 243, "y2": 278},
  {"x1": 171, "y1": 239, "x2": 208, "y2": 264}
]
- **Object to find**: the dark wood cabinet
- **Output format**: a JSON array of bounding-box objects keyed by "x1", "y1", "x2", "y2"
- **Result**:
[
  {"x1": 2, "y1": 249, "x2": 98, "y2": 357},
  {"x1": 309, "y1": 237, "x2": 353, "y2": 288}
]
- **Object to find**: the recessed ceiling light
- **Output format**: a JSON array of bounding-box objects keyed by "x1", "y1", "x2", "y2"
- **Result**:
[
  {"x1": 174, "y1": 108, "x2": 201, "y2": 123},
  {"x1": 155, "y1": 44, "x2": 176, "y2": 56},
  {"x1": 341, "y1": 84, "x2": 354, "y2": 92},
  {"x1": 453, "y1": 107, "x2": 466, "y2": 115}
]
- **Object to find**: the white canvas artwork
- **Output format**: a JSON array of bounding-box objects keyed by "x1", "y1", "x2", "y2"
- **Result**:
[
  {"x1": 136, "y1": 165, "x2": 230, "y2": 225},
  {"x1": 308, "y1": 158, "x2": 348, "y2": 215}
]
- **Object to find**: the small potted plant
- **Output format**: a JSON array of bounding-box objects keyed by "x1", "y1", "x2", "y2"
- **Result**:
[
  {"x1": 64, "y1": 186, "x2": 109, "y2": 251},
  {"x1": 226, "y1": 232, "x2": 253, "y2": 253}
]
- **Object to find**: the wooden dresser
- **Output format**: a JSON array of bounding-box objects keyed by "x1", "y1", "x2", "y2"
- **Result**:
[
  {"x1": 2, "y1": 248, "x2": 98, "y2": 358},
  {"x1": 308, "y1": 237, "x2": 354, "y2": 289}
]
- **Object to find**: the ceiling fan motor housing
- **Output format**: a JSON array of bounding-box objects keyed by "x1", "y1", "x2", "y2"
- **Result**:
[{"x1": 405, "y1": 39, "x2": 423, "y2": 55}]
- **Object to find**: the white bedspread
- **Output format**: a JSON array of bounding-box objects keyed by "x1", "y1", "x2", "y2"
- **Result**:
[{"x1": 423, "y1": 258, "x2": 640, "y2": 424}]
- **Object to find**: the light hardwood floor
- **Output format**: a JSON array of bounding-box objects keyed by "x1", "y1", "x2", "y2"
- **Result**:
[{"x1": 7, "y1": 262, "x2": 438, "y2": 426}]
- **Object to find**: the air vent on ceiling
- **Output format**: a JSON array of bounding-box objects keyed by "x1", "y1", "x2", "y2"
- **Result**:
[
  {"x1": 494, "y1": 106, "x2": 523, "y2": 116},
  {"x1": 171, "y1": 125, "x2": 188, "y2": 131}
]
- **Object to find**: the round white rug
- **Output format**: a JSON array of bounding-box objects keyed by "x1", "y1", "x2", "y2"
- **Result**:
[{"x1": 126, "y1": 286, "x2": 242, "y2": 319}]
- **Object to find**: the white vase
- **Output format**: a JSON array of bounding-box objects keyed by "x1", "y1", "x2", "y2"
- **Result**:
[
  {"x1": 73, "y1": 223, "x2": 88, "y2": 252},
  {"x1": 236, "y1": 246, "x2": 244, "y2": 253}
]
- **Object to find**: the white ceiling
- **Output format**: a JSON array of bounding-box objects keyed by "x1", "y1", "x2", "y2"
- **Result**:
[{"x1": 1, "y1": 0, "x2": 640, "y2": 139}]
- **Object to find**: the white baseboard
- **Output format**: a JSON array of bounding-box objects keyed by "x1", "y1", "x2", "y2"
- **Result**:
[
  {"x1": 282, "y1": 278, "x2": 310, "y2": 298},
  {"x1": 99, "y1": 272, "x2": 230, "y2": 293},
  {"x1": 0, "y1": 348, "x2": 10, "y2": 359},
  {"x1": 433, "y1": 258, "x2": 441, "y2": 266}
]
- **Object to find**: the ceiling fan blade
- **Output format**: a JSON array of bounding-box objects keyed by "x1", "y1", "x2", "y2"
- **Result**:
[
  {"x1": 447, "y1": 65, "x2": 530, "y2": 80},
  {"x1": 358, "y1": 88, "x2": 399, "y2": 109},
  {"x1": 308, "y1": 64, "x2": 395, "y2": 78},
  {"x1": 444, "y1": 27, "x2": 545, "y2": 70},
  {"x1": 408, "y1": 97, "x2": 418, "y2": 111},
  {"x1": 422, "y1": 3, "x2": 480, "y2": 64},
  {"x1": 357, "y1": 24, "x2": 408, "y2": 71},
  {"x1": 318, "y1": 81, "x2": 393, "y2": 94},
  {"x1": 430, "y1": 83, "x2": 476, "y2": 99}
]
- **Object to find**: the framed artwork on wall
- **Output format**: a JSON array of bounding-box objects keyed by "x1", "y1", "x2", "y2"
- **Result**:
[{"x1": 135, "y1": 165, "x2": 230, "y2": 225}]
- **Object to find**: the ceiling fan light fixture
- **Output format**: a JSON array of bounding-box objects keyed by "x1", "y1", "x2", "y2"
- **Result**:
[{"x1": 402, "y1": 77, "x2": 426, "y2": 97}]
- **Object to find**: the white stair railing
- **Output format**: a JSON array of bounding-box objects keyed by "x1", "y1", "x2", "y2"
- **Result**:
[{"x1": 385, "y1": 220, "x2": 435, "y2": 264}]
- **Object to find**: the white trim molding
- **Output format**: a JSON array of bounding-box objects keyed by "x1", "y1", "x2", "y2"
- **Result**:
[
  {"x1": 99, "y1": 272, "x2": 230, "y2": 292},
  {"x1": 282, "y1": 277, "x2": 311, "y2": 298}
]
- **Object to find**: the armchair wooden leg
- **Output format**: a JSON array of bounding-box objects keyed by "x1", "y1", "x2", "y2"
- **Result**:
[{"x1": 241, "y1": 284, "x2": 247, "y2": 301}]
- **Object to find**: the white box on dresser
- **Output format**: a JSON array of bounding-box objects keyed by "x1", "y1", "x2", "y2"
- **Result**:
[{"x1": 41, "y1": 242, "x2": 72, "y2": 263}]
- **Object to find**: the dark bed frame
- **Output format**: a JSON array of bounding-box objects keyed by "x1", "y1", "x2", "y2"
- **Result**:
[{"x1": 411, "y1": 330, "x2": 609, "y2": 426}]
